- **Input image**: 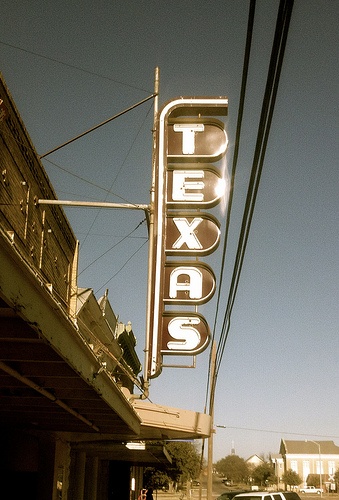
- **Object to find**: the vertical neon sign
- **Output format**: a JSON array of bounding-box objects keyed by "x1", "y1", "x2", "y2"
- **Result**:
[{"x1": 147, "y1": 97, "x2": 228, "y2": 379}]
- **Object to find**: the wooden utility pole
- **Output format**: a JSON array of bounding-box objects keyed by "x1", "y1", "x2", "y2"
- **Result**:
[{"x1": 207, "y1": 341, "x2": 216, "y2": 500}]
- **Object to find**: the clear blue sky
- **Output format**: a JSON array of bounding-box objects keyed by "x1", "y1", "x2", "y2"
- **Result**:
[{"x1": 1, "y1": 0, "x2": 338, "y2": 461}]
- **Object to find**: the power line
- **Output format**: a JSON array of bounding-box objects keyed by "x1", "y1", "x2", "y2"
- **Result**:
[
  {"x1": 78, "y1": 218, "x2": 147, "y2": 277},
  {"x1": 216, "y1": 425, "x2": 339, "y2": 439},
  {"x1": 79, "y1": 99, "x2": 153, "y2": 248},
  {"x1": 214, "y1": 0, "x2": 294, "y2": 387},
  {"x1": 0, "y1": 40, "x2": 152, "y2": 94},
  {"x1": 95, "y1": 239, "x2": 148, "y2": 295},
  {"x1": 44, "y1": 158, "x2": 133, "y2": 203},
  {"x1": 205, "y1": 0, "x2": 257, "y2": 415},
  {"x1": 15, "y1": 39, "x2": 157, "y2": 293}
]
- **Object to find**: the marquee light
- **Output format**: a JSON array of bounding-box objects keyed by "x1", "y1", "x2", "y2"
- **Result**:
[{"x1": 125, "y1": 442, "x2": 146, "y2": 450}]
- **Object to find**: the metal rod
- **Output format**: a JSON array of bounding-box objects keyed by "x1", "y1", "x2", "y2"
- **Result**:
[
  {"x1": 38, "y1": 199, "x2": 150, "y2": 211},
  {"x1": 39, "y1": 93, "x2": 157, "y2": 159}
]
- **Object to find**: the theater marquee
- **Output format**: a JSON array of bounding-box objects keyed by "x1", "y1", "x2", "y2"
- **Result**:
[{"x1": 147, "y1": 97, "x2": 228, "y2": 379}]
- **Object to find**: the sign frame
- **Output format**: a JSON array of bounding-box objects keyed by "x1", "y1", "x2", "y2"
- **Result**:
[{"x1": 147, "y1": 97, "x2": 228, "y2": 379}]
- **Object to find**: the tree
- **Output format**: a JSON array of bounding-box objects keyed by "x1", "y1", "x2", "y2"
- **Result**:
[
  {"x1": 166, "y1": 441, "x2": 201, "y2": 484},
  {"x1": 144, "y1": 468, "x2": 169, "y2": 490},
  {"x1": 282, "y1": 469, "x2": 302, "y2": 489},
  {"x1": 306, "y1": 474, "x2": 326, "y2": 487},
  {"x1": 215, "y1": 455, "x2": 249, "y2": 483},
  {"x1": 252, "y1": 462, "x2": 276, "y2": 487},
  {"x1": 144, "y1": 441, "x2": 201, "y2": 490}
]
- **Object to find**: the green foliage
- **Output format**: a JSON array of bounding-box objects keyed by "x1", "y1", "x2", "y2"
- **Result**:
[
  {"x1": 282, "y1": 469, "x2": 302, "y2": 487},
  {"x1": 166, "y1": 441, "x2": 201, "y2": 483},
  {"x1": 214, "y1": 455, "x2": 249, "y2": 483},
  {"x1": 144, "y1": 441, "x2": 201, "y2": 489},
  {"x1": 306, "y1": 474, "x2": 323, "y2": 487},
  {"x1": 144, "y1": 468, "x2": 169, "y2": 490},
  {"x1": 251, "y1": 462, "x2": 276, "y2": 486}
]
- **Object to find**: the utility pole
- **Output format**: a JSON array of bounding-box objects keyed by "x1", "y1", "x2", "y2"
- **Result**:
[
  {"x1": 144, "y1": 66, "x2": 159, "y2": 385},
  {"x1": 207, "y1": 341, "x2": 216, "y2": 500},
  {"x1": 305, "y1": 440, "x2": 323, "y2": 497}
]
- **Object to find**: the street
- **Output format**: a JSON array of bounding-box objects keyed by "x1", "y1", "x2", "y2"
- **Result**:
[{"x1": 152, "y1": 489, "x2": 339, "y2": 500}]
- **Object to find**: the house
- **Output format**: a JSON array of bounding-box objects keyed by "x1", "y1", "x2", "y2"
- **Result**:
[
  {"x1": 279, "y1": 439, "x2": 339, "y2": 491},
  {"x1": 247, "y1": 454, "x2": 265, "y2": 469}
]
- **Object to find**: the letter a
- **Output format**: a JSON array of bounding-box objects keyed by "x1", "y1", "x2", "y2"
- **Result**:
[{"x1": 169, "y1": 267, "x2": 203, "y2": 299}]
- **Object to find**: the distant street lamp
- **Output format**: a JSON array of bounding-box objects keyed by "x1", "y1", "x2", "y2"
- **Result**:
[{"x1": 306, "y1": 440, "x2": 322, "y2": 498}]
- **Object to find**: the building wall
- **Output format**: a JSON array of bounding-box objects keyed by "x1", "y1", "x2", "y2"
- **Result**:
[
  {"x1": 285, "y1": 454, "x2": 339, "y2": 485},
  {"x1": 0, "y1": 76, "x2": 77, "y2": 310},
  {"x1": 0, "y1": 430, "x2": 56, "y2": 500}
]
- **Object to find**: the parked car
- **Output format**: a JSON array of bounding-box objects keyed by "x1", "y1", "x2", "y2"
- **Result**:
[
  {"x1": 222, "y1": 479, "x2": 232, "y2": 486},
  {"x1": 300, "y1": 486, "x2": 323, "y2": 495},
  {"x1": 233, "y1": 491, "x2": 301, "y2": 500}
]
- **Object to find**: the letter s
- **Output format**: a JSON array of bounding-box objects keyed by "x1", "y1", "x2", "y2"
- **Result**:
[{"x1": 166, "y1": 317, "x2": 201, "y2": 350}]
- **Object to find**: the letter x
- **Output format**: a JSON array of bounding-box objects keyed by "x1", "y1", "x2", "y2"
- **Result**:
[{"x1": 172, "y1": 218, "x2": 203, "y2": 249}]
